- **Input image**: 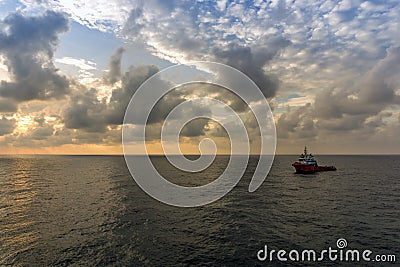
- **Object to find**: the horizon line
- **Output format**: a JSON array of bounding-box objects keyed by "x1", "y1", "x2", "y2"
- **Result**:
[{"x1": 1, "y1": 153, "x2": 400, "y2": 156}]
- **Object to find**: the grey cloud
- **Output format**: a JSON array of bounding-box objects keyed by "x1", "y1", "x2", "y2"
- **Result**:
[
  {"x1": 63, "y1": 59, "x2": 215, "y2": 142},
  {"x1": 146, "y1": 94, "x2": 185, "y2": 124},
  {"x1": 212, "y1": 38, "x2": 291, "y2": 100},
  {"x1": 63, "y1": 64, "x2": 161, "y2": 133},
  {"x1": 365, "y1": 111, "x2": 392, "y2": 129},
  {"x1": 125, "y1": 9, "x2": 289, "y2": 103},
  {"x1": 0, "y1": 11, "x2": 70, "y2": 102},
  {"x1": 0, "y1": 98, "x2": 17, "y2": 112},
  {"x1": 122, "y1": 2, "x2": 292, "y2": 108},
  {"x1": 63, "y1": 87, "x2": 108, "y2": 133},
  {"x1": 206, "y1": 121, "x2": 228, "y2": 138},
  {"x1": 0, "y1": 116, "x2": 15, "y2": 136},
  {"x1": 277, "y1": 104, "x2": 317, "y2": 139},
  {"x1": 369, "y1": 46, "x2": 400, "y2": 82},
  {"x1": 148, "y1": 87, "x2": 213, "y2": 127},
  {"x1": 314, "y1": 47, "x2": 400, "y2": 122},
  {"x1": 34, "y1": 115, "x2": 46, "y2": 127},
  {"x1": 52, "y1": 127, "x2": 120, "y2": 146},
  {"x1": 277, "y1": 46, "x2": 400, "y2": 139},
  {"x1": 30, "y1": 125, "x2": 54, "y2": 140},
  {"x1": 176, "y1": 83, "x2": 247, "y2": 112},
  {"x1": 180, "y1": 118, "x2": 210, "y2": 137},
  {"x1": 123, "y1": 7, "x2": 145, "y2": 37},
  {"x1": 106, "y1": 64, "x2": 211, "y2": 127},
  {"x1": 124, "y1": 1, "x2": 207, "y2": 59},
  {"x1": 105, "y1": 47, "x2": 125, "y2": 85},
  {"x1": 317, "y1": 115, "x2": 366, "y2": 132},
  {"x1": 106, "y1": 64, "x2": 160, "y2": 125},
  {"x1": 1, "y1": 123, "x2": 122, "y2": 148}
]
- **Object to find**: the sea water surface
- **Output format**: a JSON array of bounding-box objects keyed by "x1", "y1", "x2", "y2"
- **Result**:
[{"x1": 0, "y1": 155, "x2": 399, "y2": 266}]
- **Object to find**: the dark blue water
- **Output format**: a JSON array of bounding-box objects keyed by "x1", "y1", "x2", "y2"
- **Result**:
[{"x1": 0, "y1": 155, "x2": 399, "y2": 266}]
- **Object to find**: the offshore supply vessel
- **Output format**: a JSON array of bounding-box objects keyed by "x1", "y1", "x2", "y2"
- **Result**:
[{"x1": 292, "y1": 147, "x2": 336, "y2": 174}]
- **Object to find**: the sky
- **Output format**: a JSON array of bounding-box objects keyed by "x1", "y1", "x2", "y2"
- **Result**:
[{"x1": 0, "y1": 0, "x2": 399, "y2": 154}]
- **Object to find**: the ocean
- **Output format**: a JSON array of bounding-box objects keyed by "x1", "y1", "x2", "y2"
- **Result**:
[{"x1": 0, "y1": 155, "x2": 399, "y2": 266}]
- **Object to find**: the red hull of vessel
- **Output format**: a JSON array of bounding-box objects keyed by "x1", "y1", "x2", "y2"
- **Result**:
[
  {"x1": 292, "y1": 163, "x2": 317, "y2": 173},
  {"x1": 292, "y1": 163, "x2": 336, "y2": 174},
  {"x1": 316, "y1": 166, "x2": 337, "y2": 172}
]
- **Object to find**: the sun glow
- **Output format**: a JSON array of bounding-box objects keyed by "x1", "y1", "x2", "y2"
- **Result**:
[{"x1": 15, "y1": 116, "x2": 34, "y2": 133}]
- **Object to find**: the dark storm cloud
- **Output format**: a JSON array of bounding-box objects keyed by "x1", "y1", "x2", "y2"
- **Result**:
[
  {"x1": 0, "y1": 11, "x2": 70, "y2": 102},
  {"x1": 104, "y1": 47, "x2": 125, "y2": 85},
  {"x1": 0, "y1": 116, "x2": 15, "y2": 136}
]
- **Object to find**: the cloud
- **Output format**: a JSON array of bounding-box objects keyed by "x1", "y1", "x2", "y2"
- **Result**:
[
  {"x1": 0, "y1": 116, "x2": 15, "y2": 136},
  {"x1": 120, "y1": 2, "x2": 292, "y2": 102},
  {"x1": 21, "y1": 0, "x2": 133, "y2": 32},
  {"x1": 63, "y1": 86, "x2": 108, "y2": 133},
  {"x1": 4, "y1": 1, "x2": 400, "y2": 153},
  {"x1": 1, "y1": 121, "x2": 122, "y2": 148},
  {"x1": 179, "y1": 118, "x2": 210, "y2": 137},
  {"x1": 0, "y1": 11, "x2": 70, "y2": 102},
  {"x1": 62, "y1": 53, "x2": 220, "y2": 143},
  {"x1": 30, "y1": 125, "x2": 54, "y2": 140},
  {"x1": 63, "y1": 63, "x2": 213, "y2": 136},
  {"x1": 315, "y1": 46, "x2": 400, "y2": 121},
  {"x1": 277, "y1": 46, "x2": 400, "y2": 139},
  {"x1": 55, "y1": 57, "x2": 97, "y2": 71},
  {"x1": 211, "y1": 38, "x2": 290, "y2": 100},
  {"x1": 277, "y1": 103, "x2": 317, "y2": 139},
  {"x1": 0, "y1": 98, "x2": 17, "y2": 112},
  {"x1": 63, "y1": 64, "x2": 162, "y2": 133},
  {"x1": 104, "y1": 46, "x2": 125, "y2": 84},
  {"x1": 105, "y1": 64, "x2": 161, "y2": 125},
  {"x1": 20, "y1": 1, "x2": 400, "y2": 82}
]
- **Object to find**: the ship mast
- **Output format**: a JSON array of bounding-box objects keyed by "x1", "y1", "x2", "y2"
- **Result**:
[{"x1": 304, "y1": 146, "x2": 308, "y2": 157}]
